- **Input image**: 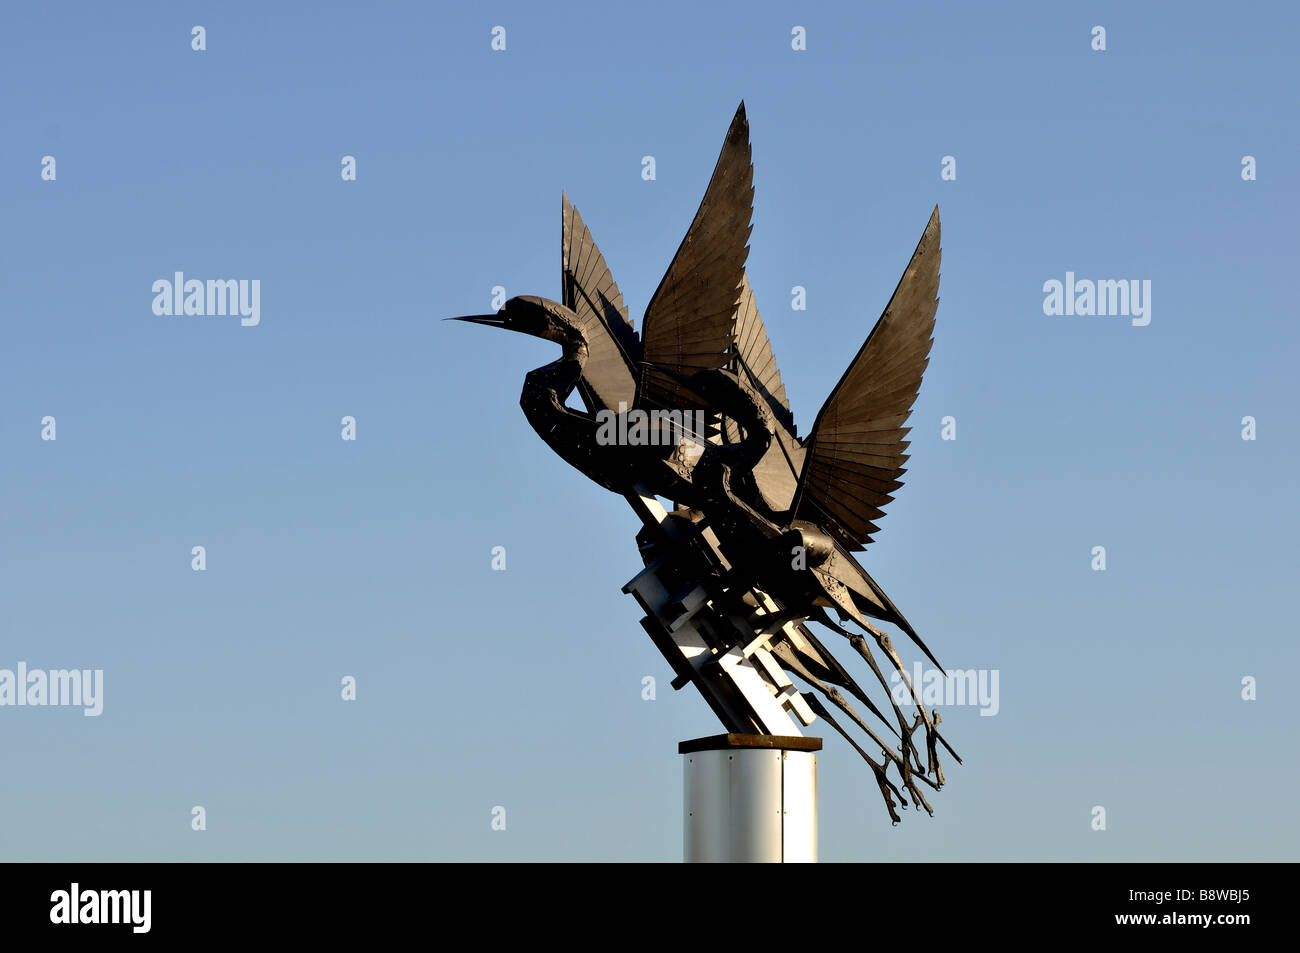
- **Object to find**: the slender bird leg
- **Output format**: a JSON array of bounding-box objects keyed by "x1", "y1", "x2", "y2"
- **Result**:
[
  {"x1": 811, "y1": 610, "x2": 918, "y2": 751},
  {"x1": 851, "y1": 617, "x2": 949, "y2": 785},
  {"x1": 803, "y1": 695, "x2": 906, "y2": 823},
  {"x1": 806, "y1": 610, "x2": 943, "y2": 811},
  {"x1": 772, "y1": 642, "x2": 905, "y2": 754}
]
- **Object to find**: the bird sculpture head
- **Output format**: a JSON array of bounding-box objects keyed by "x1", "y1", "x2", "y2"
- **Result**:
[{"x1": 449, "y1": 295, "x2": 585, "y2": 350}]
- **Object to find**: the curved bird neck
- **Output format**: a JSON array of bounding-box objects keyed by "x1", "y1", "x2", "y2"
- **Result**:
[{"x1": 526, "y1": 337, "x2": 587, "y2": 395}]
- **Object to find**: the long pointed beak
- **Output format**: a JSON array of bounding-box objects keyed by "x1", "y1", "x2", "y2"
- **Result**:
[{"x1": 445, "y1": 313, "x2": 507, "y2": 328}]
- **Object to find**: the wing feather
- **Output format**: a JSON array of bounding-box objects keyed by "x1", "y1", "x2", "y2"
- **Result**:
[
  {"x1": 562, "y1": 193, "x2": 640, "y2": 412},
  {"x1": 638, "y1": 103, "x2": 753, "y2": 409},
  {"x1": 794, "y1": 208, "x2": 941, "y2": 549},
  {"x1": 730, "y1": 273, "x2": 795, "y2": 434}
]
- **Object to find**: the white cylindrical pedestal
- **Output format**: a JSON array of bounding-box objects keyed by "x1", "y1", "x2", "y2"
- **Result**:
[{"x1": 681, "y1": 733, "x2": 821, "y2": 863}]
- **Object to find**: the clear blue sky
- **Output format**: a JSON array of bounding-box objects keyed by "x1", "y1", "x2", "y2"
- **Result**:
[{"x1": 1, "y1": 1, "x2": 1296, "y2": 861}]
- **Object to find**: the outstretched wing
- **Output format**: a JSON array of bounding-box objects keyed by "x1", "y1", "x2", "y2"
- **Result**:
[
  {"x1": 720, "y1": 273, "x2": 806, "y2": 510},
  {"x1": 730, "y1": 273, "x2": 794, "y2": 434},
  {"x1": 638, "y1": 102, "x2": 753, "y2": 410},
  {"x1": 562, "y1": 193, "x2": 641, "y2": 413},
  {"x1": 793, "y1": 207, "x2": 941, "y2": 550}
]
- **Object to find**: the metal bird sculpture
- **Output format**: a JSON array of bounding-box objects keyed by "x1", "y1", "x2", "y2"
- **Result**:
[{"x1": 451, "y1": 103, "x2": 956, "y2": 822}]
